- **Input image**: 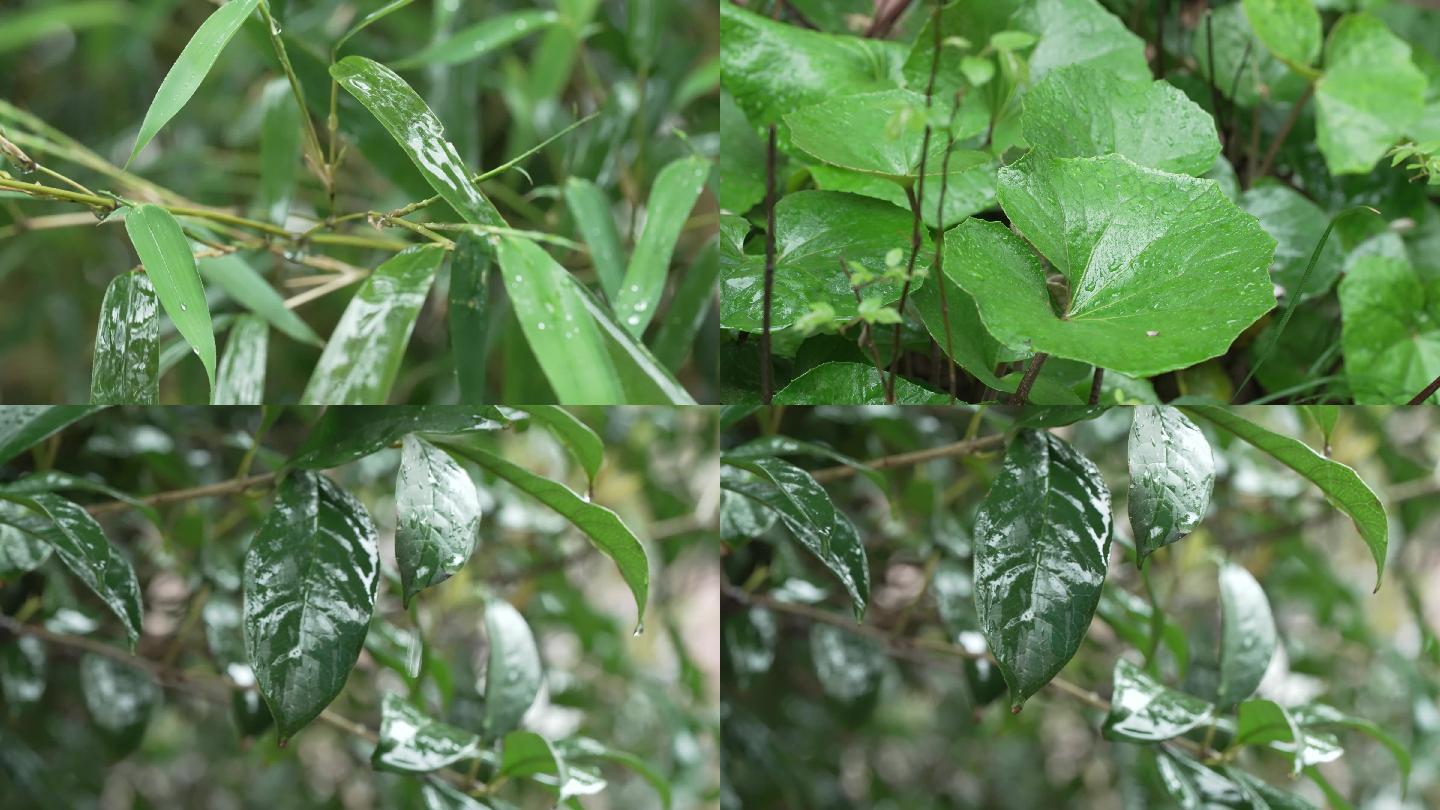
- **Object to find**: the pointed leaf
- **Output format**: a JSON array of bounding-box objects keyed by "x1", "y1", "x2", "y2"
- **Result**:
[
  {"x1": 372, "y1": 692, "x2": 481, "y2": 773},
  {"x1": 90, "y1": 273, "x2": 159, "y2": 405},
  {"x1": 288, "y1": 406, "x2": 507, "y2": 469},
  {"x1": 243, "y1": 472, "x2": 380, "y2": 741},
  {"x1": 1315, "y1": 13, "x2": 1426, "y2": 175},
  {"x1": 198, "y1": 253, "x2": 322, "y2": 347},
  {"x1": 212, "y1": 315, "x2": 268, "y2": 405},
  {"x1": 516, "y1": 406, "x2": 603, "y2": 487},
  {"x1": 256, "y1": 79, "x2": 301, "y2": 225},
  {"x1": 301, "y1": 245, "x2": 445, "y2": 405},
  {"x1": 615, "y1": 156, "x2": 710, "y2": 336},
  {"x1": 556, "y1": 737, "x2": 672, "y2": 810},
  {"x1": 448, "y1": 231, "x2": 493, "y2": 401},
  {"x1": 0, "y1": 406, "x2": 104, "y2": 466},
  {"x1": 123, "y1": 204, "x2": 216, "y2": 392},
  {"x1": 396, "y1": 435, "x2": 481, "y2": 606},
  {"x1": 650, "y1": 239, "x2": 719, "y2": 372},
  {"x1": 564, "y1": 178, "x2": 626, "y2": 301},
  {"x1": 1217, "y1": 562, "x2": 1277, "y2": 708},
  {"x1": 1127, "y1": 406, "x2": 1214, "y2": 565},
  {"x1": 480, "y1": 597, "x2": 542, "y2": 740},
  {"x1": 974, "y1": 430, "x2": 1112, "y2": 710},
  {"x1": 572, "y1": 280, "x2": 696, "y2": 404},
  {"x1": 125, "y1": 0, "x2": 260, "y2": 166},
  {"x1": 395, "y1": 10, "x2": 559, "y2": 67},
  {"x1": 1103, "y1": 657, "x2": 1214, "y2": 742},
  {"x1": 1292, "y1": 702, "x2": 1411, "y2": 791}
]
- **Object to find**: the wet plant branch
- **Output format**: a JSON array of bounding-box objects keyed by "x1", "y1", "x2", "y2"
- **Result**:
[
  {"x1": 809, "y1": 433, "x2": 1006, "y2": 483},
  {"x1": 86, "y1": 473, "x2": 279, "y2": 517}
]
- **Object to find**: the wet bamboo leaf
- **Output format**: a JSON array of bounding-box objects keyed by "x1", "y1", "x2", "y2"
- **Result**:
[
  {"x1": 1217, "y1": 562, "x2": 1277, "y2": 708},
  {"x1": 448, "y1": 231, "x2": 492, "y2": 401},
  {"x1": 125, "y1": 0, "x2": 261, "y2": 166},
  {"x1": 212, "y1": 315, "x2": 268, "y2": 405},
  {"x1": 89, "y1": 273, "x2": 159, "y2": 405},
  {"x1": 516, "y1": 406, "x2": 604, "y2": 487},
  {"x1": 495, "y1": 236, "x2": 624, "y2": 404},
  {"x1": 0, "y1": 636, "x2": 46, "y2": 710},
  {"x1": 480, "y1": 597, "x2": 542, "y2": 740},
  {"x1": 421, "y1": 781, "x2": 491, "y2": 810},
  {"x1": 301, "y1": 245, "x2": 445, "y2": 405},
  {"x1": 123, "y1": 204, "x2": 216, "y2": 392},
  {"x1": 1102, "y1": 657, "x2": 1214, "y2": 743},
  {"x1": 79, "y1": 654, "x2": 159, "y2": 751},
  {"x1": 288, "y1": 406, "x2": 507, "y2": 469},
  {"x1": 565, "y1": 177, "x2": 626, "y2": 301},
  {"x1": 331, "y1": 55, "x2": 505, "y2": 227},
  {"x1": 395, "y1": 10, "x2": 560, "y2": 67},
  {"x1": 0, "y1": 0, "x2": 127, "y2": 55},
  {"x1": 1127, "y1": 406, "x2": 1214, "y2": 566},
  {"x1": 198, "y1": 253, "x2": 323, "y2": 347},
  {"x1": 0, "y1": 493, "x2": 143, "y2": 647},
  {"x1": 0, "y1": 406, "x2": 104, "y2": 466},
  {"x1": 974, "y1": 430, "x2": 1112, "y2": 711},
  {"x1": 372, "y1": 692, "x2": 481, "y2": 773},
  {"x1": 573, "y1": 280, "x2": 696, "y2": 404},
  {"x1": 333, "y1": 0, "x2": 417, "y2": 55},
  {"x1": 1184, "y1": 406, "x2": 1388, "y2": 590},
  {"x1": 720, "y1": 459, "x2": 869, "y2": 618},
  {"x1": 256, "y1": 79, "x2": 301, "y2": 225},
  {"x1": 395, "y1": 434, "x2": 481, "y2": 606},
  {"x1": 614, "y1": 156, "x2": 711, "y2": 336},
  {"x1": 809, "y1": 623, "x2": 884, "y2": 702},
  {"x1": 243, "y1": 472, "x2": 380, "y2": 742},
  {"x1": 650, "y1": 239, "x2": 717, "y2": 372},
  {"x1": 435, "y1": 439, "x2": 649, "y2": 628}
]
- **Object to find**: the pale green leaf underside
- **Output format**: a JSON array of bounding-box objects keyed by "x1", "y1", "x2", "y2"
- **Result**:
[{"x1": 1217, "y1": 562, "x2": 1278, "y2": 707}]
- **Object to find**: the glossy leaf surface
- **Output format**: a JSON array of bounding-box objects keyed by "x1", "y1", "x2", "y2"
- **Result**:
[
  {"x1": 256, "y1": 79, "x2": 300, "y2": 224},
  {"x1": 499, "y1": 730, "x2": 572, "y2": 798},
  {"x1": 289, "y1": 406, "x2": 506, "y2": 469},
  {"x1": 79, "y1": 654, "x2": 159, "y2": 750},
  {"x1": 564, "y1": 178, "x2": 626, "y2": 301},
  {"x1": 212, "y1": 315, "x2": 268, "y2": 405},
  {"x1": 786, "y1": 90, "x2": 964, "y2": 179},
  {"x1": 0, "y1": 406, "x2": 103, "y2": 466},
  {"x1": 125, "y1": 0, "x2": 260, "y2": 166},
  {"x1": 395, "y1": 434, "x2": 481, "y2": 606},
  {"x1": 448, "y1": 231, "x2": 492, "y2": 401},
  {"x1": 481, "y1": 597, "x2": 543, "y2": 740},
  {"x1": 1217, "y1": 563, "x2": 1277, "y2": 708},
  {"x1": 372, "y1": 692, "x2": 480, "y2": 773},
  {"x1": 615, "y1": 156, "x2": 710, "y2": 336},
  {"x1": 1102, "y1": 657, "x2": 1214, "y2": 742},
  {"x1": 301, "y1": 246, "x2": 445, "y2": 405},
  {"x1": 517, "y1": 406, "x2": 603, "y2": 487},
  {"x1": 1315, "y1": 13, "x2": 1426, "y2": 175},
  {"x1": 974, "y1": 430, "x2": 1111, "y2": 710},
  {"x1": 0, "y1": 512, "x2": 50, "y2": 577},
  {"x1": 90, "y1": 273, "x2": 159, "y2": 405},
  {"x1": 198, "y1": 253, "x2": 323, "y2": 347},
  {"x1": 718, "y1": 90, "x2": 765, "y2": 214},
  {"x1": 123, "y1": 204, "x2": 216, "y2": 392},
  {"x1": 1292, "y1": 702, "x2": 1411, "y2": 790},
  {"x1": 243, "y1": 472, "x2": 380, "y2": 741},
  {"x1": 1241, "y1": 185, "x2": 1345, "y2": 300},
  {"x1": 1338, "y1": 255, "x2": 1440, "y2": 404},
  {"x1": 573, "y1": 279, "x2": 697, "y2": 404},
  {"x1": 1127, "y1": 406, "x2": 1213, "y2": 565},
  {"x1": 773, "y1": 362, "x2": 950, "y2": 405}
]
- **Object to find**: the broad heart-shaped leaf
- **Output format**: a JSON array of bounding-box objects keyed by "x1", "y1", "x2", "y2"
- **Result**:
[
  {"x1": 720, "y1": 2, "x2": 906, "y2": 136},
  {"x1": 394, "y1": 9, "x2": 558, "y2": 67},
  {"x1": 1315, "y1": 13, "x2": 1427, "y2": 176},
  {"x1": 301, "y1": 245, "x2": 445, "y2": 405},
  {"x1": 720, "y1": 191, "x2": 926, "y2": 333},
  {"x1": 1242, "y1": 0, "x2": 1321, "y2": 71},
  {"x1": 0, "y1": 406, "x2": 104, "y2": 465},
  {"x1": 1217, "y1": 562, "x2": 1277, "y2": 708},
  {"x1": 772, "y1": 362, "x2": 950, "y2": 405},
  {"x1": 720, "y1": 460, "x2": 870, "y2": 618},
  {"x1": 1241, "y1": 185, "x2": 1345, "y2": 300},
  {"x1": 434, "y1": 439, "x2": 649, "y2": 628},
  {"x1": 719, "y1": 90, "x2": 766, "y2": 214},
  {"x1": 1193, "y1": 2, "x2": 1308, "y2": 110},
  {"x1": 0, "y1": 494, "x2": 143, "y2": 647},
  {"x1": 565, "y1": 177, "x2": 626, "y2": 300},
  {"x1": 1338, "y1": 255, "x2": 1440, "y2": 404},
  {"x1": 974, "y1": 430, "x2": 1111, "y2": 711},
  {"x1": 1021, "y1": 66, "x2": 1220, "y2": 177},
  {"x1": 809, "y1": 624, "x2": 885, "y2": 702},
  {"x1": 809, "y1": 158, "x2": 998, "y2": 231},
  {"x1": 125, "y1": 0, "x2": 260, "y2": 166},
  {"x1": 495, "y1": 236, "x2": 624, "y2": 404},
  {"x1": 212, "y1": 315, "x2": 268, "y2": 405},
  {"x1": 448, "y1": 231, "x2": 493, "y2": 401},
  {"x1": 515, "y1": 406, "x2": 604, "y2": 488},
  {"x1": 79, "y1": 654, "x2": 159, "y2": 752},
  {"x1": 372, "y1": 692, "x2": 481, "y2": 773},
  {"x1": 787, "y1": 90, "x2": 980, "y2": 181},
  {"x1": 198, "y1": 253, "x2": 323, "y2": 347},
  {"x1": 1102, "y1": 657, "x2": 1214, "y2": 743},
  {"x1": 90, "y1": 272, "x2": 159, "y2": 405},
  {"x1": 288, "y1": 406, "x2": 507, "y2": 469},
  {"x1": 331, "y1": 55, "x2": 505, "y2": 227},
  {"x1": 1127, "y1": 406, "x2": 1214, "y2": 566},
  {"x1": 396, "y1": 435, "x2": 481, "y2": 607},
  {"x1": 480, "y1": 597, "x2": 542, "y2": 740},
  {"x1": 948, "y1": 155, "x2": 1276, "y2": 377},
  {"x1": 243, "y1": 471, "x2": 380, "y2": 742},
  {"x1": 1184, "y1": 406, "x2": 1389, "y2": 590},
  {"x1": 614, "y1": 156, "x2": 711, "y2": 336},
  {"x1": 123, "y1": 205, "x2": 216, "y2": 393}
]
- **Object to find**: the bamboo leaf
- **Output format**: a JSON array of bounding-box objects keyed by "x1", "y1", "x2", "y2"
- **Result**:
[
  {"x1": 448, "y1": 231, "x2": 493, "y2": 401},
  {"x1": 395, "y1": 10, "x2": 560, "y2": 67},
  {"x1": 650, "y1": 239, "x2": 717, "y2": 372},
  {"x1": 614, "y1": 156, "x2": 711, "y2": 336},
  {"x1": 198, "y1": 252, "x2": 322, "y2": 347},
  {"x1": 565, "y1": 177, "x2": 626, "y2": 301},
  {"x1": 573, "y1": 280, "x2": 697, "y2": 404},
  {"x1": 122, "y1": 205, "x2": 216, "y2": 393},
  {"x1": 516, "y1": 406, "x2": 604, "y2": 487},
  {"x1": 0, "y1": 406, "x2": 105, "y2": 465},
  {"x1": 90, "y1": 273, "x2": 159, "y2": 405},
  {"x1": 212, "y1": 315, "x2": 268, "y2": 405},
  {"x1": 256, "y1": 79, "x2": 301, "y2": 225}
]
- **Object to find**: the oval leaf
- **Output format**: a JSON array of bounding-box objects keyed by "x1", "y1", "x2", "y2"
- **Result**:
[
  {"x1": 974, "y1": 430, "x2": 1112, "y2": 711},
  {"x1": 123, "y1": 204, "x2": 216, "y2": 392},
  {"x1": 1217, "y1": 562, "x2": 1277, "y2": 708},
  {"x1": 1242, "y1": 0, "x2": 1321, "y2": 70},
  {"x1": 372, "y1": 692, "x2": 481, "y2": 773},
  {"x1": 1315, "y1": 13, "x2": 1426, "y2": 176},
  {"x1": 396, "y1": 434, "x2": 481, "y2": 606},
  {"x1": 1103, "y1": 657, "x2": 1215, "y2": 743},
  {"x1": 1127, "y1": 406, "x2": 1214, "y2": 565},
  {"x1": 481, "y1": 597, "x2": 543, "y2": 740},
  {"x1": 90, "y1": 272, "x2": 159, "y2": 404}
]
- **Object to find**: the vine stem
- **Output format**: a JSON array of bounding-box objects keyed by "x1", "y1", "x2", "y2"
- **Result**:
[
  {"x1": 1408, "y1": 375, "x2": 1440, "y2": 405},
  {"x1": 810, "y1": 433, "x2": 1005, "y2": 483},
  {"x1": 86, "y1": 473, "x2": 278, "y2": 517}
]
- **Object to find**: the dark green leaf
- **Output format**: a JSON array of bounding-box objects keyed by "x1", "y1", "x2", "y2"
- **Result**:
[
  {"x1": 481, "y1": 597, "x2": 542, "y2": 740},
  {"x1": 0, "y1": 515, "x2": 50, "y2": 577},
  {"x1": 421, "y1": 781, "x2": 494, "y2": 810},
  {"x1": 90, "y1": 272, "x2": 159, "y2": 405},
  {"x1": 289, "y1": 406, "x2": 506, "y2": 469},
  {"x1": 809, "y1": 624, "x2": 884, "y2": 702},
  {"x1": 243, "y1": 472, "x2": 380, "y2": 741},
  {"x1": 0, "y1": 636, "x2": 46, "y2": 710},
  {"x1": 1102, "y1": 657, "x2": 1214, "y2": 743},
  {"x1": 573, "y1": 280, "x2": 696, "y2": 404},
  {"x1": 79, "y1": 654, "x2": 159, "y2": 750},
  {"x1": 974, "y1": 430, "x2": 1112, "y2": 710},
  {"x1": 516, "y1": 406, "x2": 604, "y2": 487},
  {"x1": 615, "y1": 156, "x2": 711, "y2": 336},
  {"x1": 1127, "y1": 406, "x2": 1214, "y2": 565},
  {"x1": 448, "y1": 231, "x2": 493, "y2": 402},
  {"x1": 212, "y1": 315, "x2": 268, "y2": 405},
  {"x1": 724, "y1": 607, "x2": 777, "y2": 684},
  {"x1": 123, "y1": 204, "x2": 216, "y2": 392},
  {"x1": 719, "y1": 91, "x2": 765, "y2": 214},
  {"x1": 372, "y1": 692, "x2": 481, "y2": 773},
  {"x1": 772, "y1": 362, "x2": 950, "y2": 405},
  {"x1": 0, "y1": 406, "x2": 104, "y2": 466},
  {"x1": 1217, "y1": 562, "x2": 1277, "y2": 708},
  {"x1": 395, "y1": 434, "x2": 481, "y2": 606}
]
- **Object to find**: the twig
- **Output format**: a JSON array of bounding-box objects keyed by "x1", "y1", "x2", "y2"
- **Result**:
[
  {"x1": 865, "y1": 0, "x2": 916, "y2": 38},
  {"x1": 1009, "y1": 352, "x2": 1048, "y2": 405},
  {"x1": 761, "y1": 124, "x2": 778, "y2": 404},
  {"x1": 1088, "y1": 368, "x2": 1105, "y2": 406},
  {"x1": 86, "y1": 473, "x2": 278, "y2": 517},
  {"x1": 1251, "y1": 83, "x2": 1315, "y2": 185},
  {"x1": 810, "y1": 434, "x2": 1006, "y2": 483},
  {"x1": 1408, "y1": 375, "x2": 1440, "y2": 405}
]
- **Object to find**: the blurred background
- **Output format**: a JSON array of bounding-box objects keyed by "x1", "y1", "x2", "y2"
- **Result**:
[
  {"x1": 0, "y1": 405, "x2": 720, "y2": 808},
  {"x1": 722, "y1": 406, "x2": 1440, "y2": 809}
]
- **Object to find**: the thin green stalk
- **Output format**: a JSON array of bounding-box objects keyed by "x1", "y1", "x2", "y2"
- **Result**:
[{"x1": 258, "y1": 0, "x2": 329, "y2": 194}]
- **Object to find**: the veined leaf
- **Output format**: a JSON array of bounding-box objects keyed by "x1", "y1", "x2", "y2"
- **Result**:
[
  {"x1": 288, "y1": 406, "x2": 507, "y2": 469},
  {"x1": 243, "y1": 472, "x2": 380, "y2": 742},
  {"x1": 1102, "y1": 657, "x2": 1214, "y2": 743},
  {"x1": 480, "y1": 597, "x2": 543, "y2": 740},
  {"x1": 1315, "y1": 13, "x2": 1426, "y2": 176},
  {"x1": 256, "y1": 79, "x2": 301, "y2": 225},
  {"x1": 1292, "y1": 702, "x2": 1411, "y2": 791},
  {"x1": 1127, "y1": 406, "x2": 1214, "y2": 565},
  {"x1": 565, "y1": 178, "x2": 626, "y2": 301},
  {"x1": 126, "y1": 0, "x2": 261, "y2": 166},
  {"x1": 123, "y1": 204, "x2": 216, "y2": 393},
  {"x1": 198, "y1": 253, "x2": 322, "y2": 347},
  {"x1": 0, "y1": 493, "x2": 143, "y2": 647},
  {"x1": 516, "y1": 406, "x2": 604, "y2": 487},
  {"x1": 614, "y1": 156, "x2": 710, "y2": 336},
  {"x1": 212, "y1": 315, "x2": 268, "y2": 405},
  {"x1": 1217, "y1": 562, "x2": 1278, "y2": 708},
  {"x1": 395, "y1": 10, "x2": 559, "y2": 67},
  {"x1": 372, "y1": 692, "x2": 481, "y2": 773},
  {"x1": 79, "y1": 654, "x2": 159, "y2": 751},
  {"x1": 90, "y1": 273, "x2": 159, "y2": 405},
  {"x1": 0, "y1": 406, "x2": 105, "y2": 465},
  {"x1": 448, "y1": 231, "x2": 493, "y2": 402},
  {"x1": 331, "y1": 55, "x2": 505, "y2": 227},
  {"x1": 650, "y1": 239, "x2": 718, "y2": 372},
  {"x1": 395, "y1": 434, "x2": 481, "y2": 606},
  {"x1": 1338, "y1": 255, "x2": 1440, "y2": 404},
  {"x1": 1183, "y1": 406, "x2": 1388, "y2": 589},
  {"x1": 556, "y1": 737, "x2": 673, "y2": 810},
  {"x1": 974, "y1": 430, "x2": 1111, "y2": 711},
  {"x1": 1242, "y1": 0, "x2": 1321, "y2": 71},
  {"x1": 301, "y1": 245, "x2": 445, "y2": 405},
  {"x1": 0, "y1": 470, "x2": 160, "y2": 528},
  {"x1": 495, "y1": 236, "x2": 624, "y2": 404},
  {"x1": 436, "y1": 439, "x2": 649, "y2": 628},
  {"x1": 786, "y1": 90, "x2": 969, "y2": 180}
]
